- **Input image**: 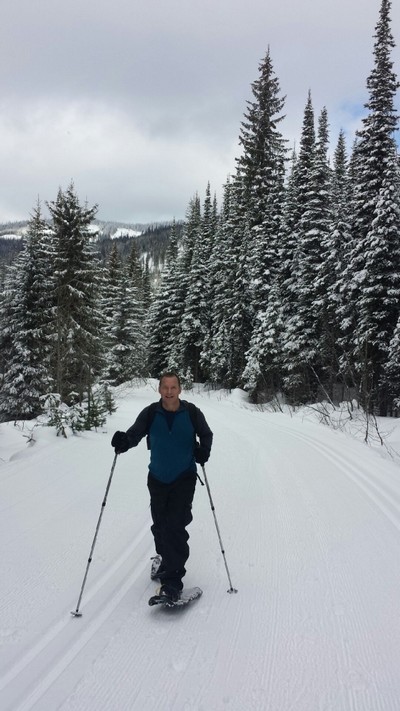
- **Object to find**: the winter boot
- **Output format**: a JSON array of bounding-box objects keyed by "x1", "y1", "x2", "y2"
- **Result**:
[{"x1": 159, "y1": 584, "x2": 180, "y2": 603}]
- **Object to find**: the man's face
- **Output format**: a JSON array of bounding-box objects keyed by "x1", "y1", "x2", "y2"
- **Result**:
[{"x1": 159, "y1": 376, "x2": 181, "y2": 410}]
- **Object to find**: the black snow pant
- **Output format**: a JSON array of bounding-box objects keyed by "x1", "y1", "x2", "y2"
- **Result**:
[{"x1": 147, "y1": 472, "x2": 197, "y2": 591}]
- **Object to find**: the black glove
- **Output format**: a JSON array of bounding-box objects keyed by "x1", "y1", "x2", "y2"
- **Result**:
[
  {"x1": 111, "y1": 431, "x2": 130, "y2": 454},
  {"x1": 195, "y1": 445, "x2": 209, "y2": 466}
]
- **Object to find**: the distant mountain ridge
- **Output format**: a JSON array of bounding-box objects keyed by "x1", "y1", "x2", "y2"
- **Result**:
[
  {"x1": 0, "y1": 219, "x2": 161, "y2": 240},
  {"x1": 0, "y1": 219, "x2": 183, "y2": 281}
]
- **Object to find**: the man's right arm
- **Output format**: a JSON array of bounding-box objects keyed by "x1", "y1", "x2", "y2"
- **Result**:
[
  {"x1": 126, "y1": 406, "x2": 150, "y2": 447},
  {"x1": 111, "y1": 406, "x2": 150, "y2": 453}
]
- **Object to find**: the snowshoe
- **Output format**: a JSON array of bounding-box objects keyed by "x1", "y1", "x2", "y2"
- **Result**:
[{"x1": 148, "y1": 586, "x2": 203, "y2": 609}]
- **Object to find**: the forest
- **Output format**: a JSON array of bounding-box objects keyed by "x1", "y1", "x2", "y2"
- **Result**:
[{"x1": 0, "y1": 0, "x2": 399, "y2": 427}]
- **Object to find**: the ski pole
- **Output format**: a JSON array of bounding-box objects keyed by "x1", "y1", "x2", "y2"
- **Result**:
[
  {"x1": 201, "y1": 465, "x2": 238, "y2": 594},
  {"x1": 71, "y1": 453, "x2": 118, "y2": 617}
]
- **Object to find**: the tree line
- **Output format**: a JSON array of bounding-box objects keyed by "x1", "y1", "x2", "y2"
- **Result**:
[{"x1": 148, "y1": 0, "x2": 400, "y2": 416}]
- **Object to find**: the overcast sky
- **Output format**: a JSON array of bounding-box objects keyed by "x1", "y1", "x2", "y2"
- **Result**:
[{"x1": 1, "y1": 0, "x2": 399, "y2": 225}]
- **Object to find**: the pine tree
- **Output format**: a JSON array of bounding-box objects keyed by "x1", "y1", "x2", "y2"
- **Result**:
[
  {"x1": 103, "y1": 263, "x2": 146, "y2": 385},
  {"x1": 200, "y1": 180, "x2": 234, "y2": 384},
  {"x1": 300, "y1": 107, "x2": 334, "y2": 391},
  {"x1": 236, "y1": 48, "x2": 286, "y2": 229},
  {"x1": 166, "y1": 195, "x2": 202, "y2": 375},
  {"x1": 177, "y1": 184, "x2": 216, "y2": 381},
  {"x1": 207, "y1": 48, "x2": 286, "y2": 391},
  {"x1": 102, "y1": 243, "x2": 141, "y2": 385},
  {"x1": 146, "y1": 220, "x2": 180, "y2": 376},
  {"x1": 278, "y1": 102, "x2": 338, "y2": 404},
  {"x1": 102, "y1": 242, "x2": 122, "y2": 334},
  {"x1": 222, "y1": 191, "x2": 254, "y2": 386},
  {"x1": 126, "y1": 242, "x2": 145, "y2": 303},
  {"x1": 278, "y1": 93, "x2": 318, "y2": 402},
  {"x1": 0, "y1": 202, "x2": 54, "y2": 420},
  {"x1": 341, "y1": 0, "x2": 400, "y2": 414},
  {"x1": 202, "y1": 175, "x2": 256, "y2": 388},
  {"x1": 142, "y1": 256, "x2": 152, "y2": 311},
  {"x1": 321, "y1": 131, "x2": 353, "y2": 400},
  {"x1": 385, "y1": 308, "x2": 400, "y2": 413},
  {"x1": 238, "y1": 52, "x2": 287, "y2": 399},
  {"x1": 48, "y1": 183, "x2": 103, "y2": 405},
  {"x1": 243, "y1": 149, "x2": 299, "y2": 399}
]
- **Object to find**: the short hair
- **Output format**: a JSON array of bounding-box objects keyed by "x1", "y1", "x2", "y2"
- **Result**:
[{"x1": 159, "y1": 371, "x2": 181, "y2": 387}]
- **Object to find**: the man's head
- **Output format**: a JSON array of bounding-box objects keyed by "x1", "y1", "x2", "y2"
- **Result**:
[{"x1": 158, "y1": 372, "x2": 182, "y2": 411}]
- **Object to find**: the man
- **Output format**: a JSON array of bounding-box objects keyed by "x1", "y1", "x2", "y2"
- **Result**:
[{"x1": 111, "y1": 372, "x2": 213, "y2": 603}]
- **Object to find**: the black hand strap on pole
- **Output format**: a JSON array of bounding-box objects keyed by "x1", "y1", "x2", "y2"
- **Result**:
[
  {"x1": 71, "y1": 453, "x2": 119, "y2": 617},
  {"x1": 201, "y1": 464, "x2": 238, "y2": 594}
]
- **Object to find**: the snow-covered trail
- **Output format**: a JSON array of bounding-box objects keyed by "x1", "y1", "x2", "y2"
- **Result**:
[{"x1": 1, "y1": 385, "x2": 400, "y2": 710}]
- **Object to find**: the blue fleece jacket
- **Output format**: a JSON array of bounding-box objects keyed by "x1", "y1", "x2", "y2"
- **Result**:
[
  {"x1": 148, "y1": 408, "x2": 195, "y2": 483},
  {"x1": 125, "y1": 400, "x2": 213, "y2": 484}
]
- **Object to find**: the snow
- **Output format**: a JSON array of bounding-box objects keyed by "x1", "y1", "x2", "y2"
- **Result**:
[
  {"x1": 1, "y1": 382, "x2": 400, "y2": 710},
  {"x1": 0, "y1": 233, "x2": 24, "y2": 240},
  {"x1": 110, "y1": 228, "x2": 142, "y2": 239}
]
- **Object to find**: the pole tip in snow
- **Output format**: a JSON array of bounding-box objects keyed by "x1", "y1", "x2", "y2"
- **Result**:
[
  {"x1": 71, "y1": 610, "x2": 83, "y2": 617},
  {"x1": 227, "y1": 588, "x2": 238, "y2": 594}
]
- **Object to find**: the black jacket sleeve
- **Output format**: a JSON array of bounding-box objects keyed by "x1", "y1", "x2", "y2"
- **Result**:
[
  {"x1": 195, "y1": 407, "x2": 213, "y2": 460},
  {"x1": 125, "y1": 406, "x2": 151, "y2": 448}
]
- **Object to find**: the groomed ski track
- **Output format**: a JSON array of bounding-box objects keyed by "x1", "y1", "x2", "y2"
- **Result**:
[{"x1": 1, "y1": 385, "x2": 400, "y2": 710}]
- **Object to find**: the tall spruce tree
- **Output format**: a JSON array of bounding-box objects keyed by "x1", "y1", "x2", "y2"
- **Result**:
[
  {"x1": 301, "y1": 107, "x2": 334, "y2": 391},
  {"x1": 202, "y1": 174, "x2": 254, "y2": 387},
  {"x1": 102, "y1": 242, "x2": 122, "y2": 335},
  {"x1": 0, "y1": 203, "x2": 54, "y2": 420},
  {"x1": 243, "y1": 148, "x2": 300, "y2": 399},
  {"x1": 166, "y1": 195, "x2": 202, "y2": 376},
  {"x1": 320, "y1": 130, "x2": 353, "y2": 400},
  {"x1": 236, "y1": 51, "x2": 287, "y2": 398},
  {"x1": 282, "y1": 105, "x2": 333, "y2": 402},
  {"x1": 236, "y1": 48, "x2": 286, "y2": 228},
  {"x1": 200, "y1": 180, "x2": 236, "y2": 385},
  {"x1": 278, "y1": 93, "x2": 318, "y2": 402},
  {"x1": 102, "y1": 243, "x2": 146, "y2": 384},
  {"x1": 126, "y1": 242, "x2": 145, "y2": 304},
  {"x1": 177, "y1": 184, "x2": 216, "y2": 382},
  {"x1": 103, "y1": 264, "x2": 146, "y2": 384},
  {"x1": 209, "y1": 48, "x2": 286, "y2": 390},
  {"x1": 146, "y1": 220, "x2": 180, "y2": 376},
  {"x1": 340, "y1": 0, "x2": 400, "y2": 414},
  {"x1": 48, "y1": 183, "x2": 103, "y2": 405}
]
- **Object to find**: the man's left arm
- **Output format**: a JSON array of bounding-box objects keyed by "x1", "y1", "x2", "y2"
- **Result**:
[{"x1": 195, "y1": 408, "x2": 213, "y2": 465}]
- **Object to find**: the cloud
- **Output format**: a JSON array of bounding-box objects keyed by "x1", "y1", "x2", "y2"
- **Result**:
[
  {"x1": 0, "y1": 0, "x2": 399, "y2": 222},
  {"x1": 0, "y1": 98, "x2": 236, "y2": 221}
]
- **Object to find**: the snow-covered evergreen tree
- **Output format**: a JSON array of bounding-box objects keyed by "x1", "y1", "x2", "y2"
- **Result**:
[
  {"x1": 203, "y1": 48, "x2": 285, "y2": 392},
  {"x1": 320, "y1": 130, "x2": 353, "y2": 400},
  {"x1": 200, "y1": 180, "x2": 235, "y2": 385},
  {"x1": 146, "y1": 220, "x2": 180, "y2": 376},
  {"x1": 101, "y1": 242, "x2": 146, "y2": 385},
  {"x1": 385, "y1": 306, "x2": 400, "y2": 413},
  {"x1": 340, "y1": 0, "x2": 400, "y2": 414},
  {"x1": 103, "y1": 268, "x2": 146, "y2": 385},
  {"x1": 278, "y1": 102, "x2": 339, "y2": 404},
  {"x1": 126, "y1": 242, "x2": 145, "y2": 304},
  {"x1": 48, "y1": 183, "x2": 103, "y2": 405},
  {"x1": 243, "y1": 148, "x2": 299, "y2": 399},
  {"x1": 278, "y1": 93, "x2": 319, "y2": 402},
  {"x1": 165, "y1": 195, "x2": 202, "y2": 375},
  {"x1": 244, "y1": 54, "x2": 286, "y2": 302},
  {"x1": 102, "y1": 242, "x2": 121, "y2": 332},
  {"x1": 0, "y1": 203, "x2": 54, "y2": 420},
  {"x1": 176, "y1": 184, "x2": 216, "y2": 381},
  {"x1": 235, "y1": 50, "x2": 287, "y2": 399}
]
